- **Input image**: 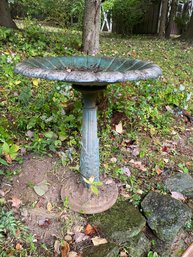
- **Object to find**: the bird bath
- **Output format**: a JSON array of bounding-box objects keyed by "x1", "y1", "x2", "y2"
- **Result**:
[{"x1": 15, "y1": 56, "x2": 162, "y2": 214}]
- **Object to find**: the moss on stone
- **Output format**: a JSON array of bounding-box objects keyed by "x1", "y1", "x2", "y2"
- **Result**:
[
  {"x1": 89, "y1": 201, "x2": 146, "y2": 244},
  {"x1": 82, "y1": 243, "x2": 119, "y2": 257}
]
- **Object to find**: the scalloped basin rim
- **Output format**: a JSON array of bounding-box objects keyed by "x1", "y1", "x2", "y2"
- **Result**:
[{"x1": 15, "y1": 56, "x2": 162, "y2": 85}]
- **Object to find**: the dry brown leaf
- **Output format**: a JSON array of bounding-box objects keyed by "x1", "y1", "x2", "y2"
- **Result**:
[
  {"x1": 115, "y1": 122, "x2": 123, "y2": 134},
  {"x1": 38, "y1": 218, "x2": 51, "y2": 228},
  {"x1": 61, "y1": 241, "x2": 70, "y2": 257},
  {"x1": 47, "y1": 202, "x2": 53, "y2": 212},
  {"x1": 155, "y1": 167, "x2": 163, "y2": 175},
  {"x1": 91, "y1": 236, "x2": 108, "y2": 246},
  {"x1": 9, "y1": 196, "x2": 22, "y2": 209},
  {"x1": 129, "y1": 159, "x2": 147, "y2": 171},
  {"x1": 15, "y1": 243, "x2": 23, "y2": 250},
  {"x1": 54, "y1": 240, "x2": 61, "y2": 255},
  {"x1": 74, "y1": 232, "x2": 89, "y2": 243},
  {"x1": 0, "y1": 189, "x2": 5, "y2": 196},
  {"x1": 84, "y1": 223, "x2": 97, "y2": 236},
  {"x1": 4, "y1": 153, "x2": 12, "y2": 164}
]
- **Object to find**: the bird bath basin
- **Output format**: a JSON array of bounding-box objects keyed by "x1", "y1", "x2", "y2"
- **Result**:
[{"x1": 15, "y1": 56, "x2": 162, "y2": 214}]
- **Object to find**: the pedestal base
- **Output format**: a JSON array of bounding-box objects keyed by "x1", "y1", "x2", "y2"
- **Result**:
[{"x1": 61, "y1": 173, "x2": 118, "y2": 214}]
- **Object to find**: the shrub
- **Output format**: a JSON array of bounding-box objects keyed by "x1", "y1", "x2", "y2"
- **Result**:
[{"x1": 112, "y1": 0, "x2": 150, "y2": 34}]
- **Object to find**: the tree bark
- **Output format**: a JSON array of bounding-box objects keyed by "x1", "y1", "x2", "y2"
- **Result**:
[
  {"x1": 0, "y1": 0, "x2": 17, "y2": 29},
  {"x1": 165, "y1": 0, "x2": 177, "y2": 39},
  {"x1": 181, "y1": 12, "x2": 193, "y2": 41},
  {"x1": 159, "y1": 0, "x2": 168, "y2": 38},
  {"x1": 82, "y1": 0, "x2": 101, "y2": 55}
]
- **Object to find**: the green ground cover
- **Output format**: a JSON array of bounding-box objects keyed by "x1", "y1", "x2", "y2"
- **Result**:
[{"x1": 0, "y1": 20, "x2": 193, "y2": 256}]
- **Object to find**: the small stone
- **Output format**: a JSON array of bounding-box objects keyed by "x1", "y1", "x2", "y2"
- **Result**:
[
  {"x1": 165, "y1": 173, "x2": 193, "y2": 198},
  {"x1": 65, "y1": 235, "x2": 73, "y2": 242},
  {"x1": 89, "y1": 201, "x2": 146, "y2": 244},
  {"x1": 141, "y1": 192, "x2": 192, "y2": 241},
  {"x1": 67, "y1": 251, "x2": 78, "y2": 257}
]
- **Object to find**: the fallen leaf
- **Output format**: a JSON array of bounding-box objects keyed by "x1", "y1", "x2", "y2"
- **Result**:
[
  {"x1": 15, "y1": 243, "x2": 23, "y2": 250},
  {"x1": 155, "y1": 167, "x2": 163, "y2": 175},
  {"x1": 15, "y1": 80, "x2": 21, "y2": 85},
  {"x1": 165, "y1": 105, "x2": 173, "y2": 113},
  {"x1": 38, "y1": 218, "x2": 51, "y2": 228},
  {"x1": 16, "y1": 229, "x2": 21, "y2": 237},
  {"x1": 115, "y1": 122, "x2": 123, "y2": 134},
  {"x1": 32, "y1": 78, "x2": 39, "y2": 86},
  {"x1": 162, "y1": 146, "x2": 168, "y2": 152},
  {"x1": 0, "y1": 189, "x2": 5, "y2": 196},
  {"x1": 122, "y1": 166, "x2": 131, "y2": 177},
  {"x1": 91, "y1": 236, "x2": 108, "y2": 246},
  {"x1": 9, "y1": 196, "x2": 22, "y2": 209},
  {"x1": 47, "y1": 202, "x2": 53, "y2": 212},
  {"x1": 34, "y1": 180, "x2": 49, "y2": 196},
  {"x1": 61, "y1": 241, "x2": 70, "y2": 257},
  {"x1": 35, "y1": 198, "x2": 44, "y2": 208},
  {"x1": 131, "y1": 147, "x2": 139, "y2": 156},
  {"x1": 120, "y1": 189, "x2": 131, "y2": 198},
  {"x1": 68, "y1": 251, "x2": 79, "y2": 257},
  {"x1": 84, "y1": 224, "x2": 97, "y2": 236},
  {"x1": 120, "y1": 251, "x2": 128, "y2": 257},
  {"x1": 54, "y1": 240, "x2": 61, "y2": 255},
  {"x1": 4, "y1": 153, "x2": 12, "y2": 164},
  {"x1": 110, "y1": 157, "x2": 117, "y2": 163},
  {"x1": 136, "y1": 189, "x2": 143, "y2": 195},
  {"x1": 26, "y1": 130, "x2": 34, "y2": 138},
  {"x1": 171, "y1": 191, "x2": 186, "y2": 201},
  {"x1": 105, "y1": 179, "x2": 113, "y2": 185},
  {"x1": 74, "y1": 232, "x2": 89, "y2": 243},
  {"x1": 129, "y1": 159, "x2": 147, "y2": 172}
]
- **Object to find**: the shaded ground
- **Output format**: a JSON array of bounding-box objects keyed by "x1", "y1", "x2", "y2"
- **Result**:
[{"x1": 1, "y1": 156, "x2": 86, "y2": 249}]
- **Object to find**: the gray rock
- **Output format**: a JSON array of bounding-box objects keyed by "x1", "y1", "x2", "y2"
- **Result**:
[
  {"x1": 89, "y1": 201, "x2": 146, "y2": 244},
  {"x1": 152, "y1": 229, "x2": 188, "y2": 257},
  {"x1": 124, "y1": 233, "x2": 151, "y2": 257},
  {"x1": 82, "y1": 243, "x2": 119, "y2": 257},
  {"x1": 141, "y1": 192, "x2": 192, "y2": 241},
  {"x1": 165, "y1": 173, "x2": 193, "y2": 198}
]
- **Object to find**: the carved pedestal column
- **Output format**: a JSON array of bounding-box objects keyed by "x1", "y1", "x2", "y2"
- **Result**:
[
  {"x1": 80, "y1": 92, "x2": 99, "y2": 182},
  {"x1": 61, "y1": 85, "x2": 118, "y2": 214}
]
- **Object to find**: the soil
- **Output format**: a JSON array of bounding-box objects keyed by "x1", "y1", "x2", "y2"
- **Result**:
[{"x1": 0, "y1": 155, "x2": 86, "y2": 244}]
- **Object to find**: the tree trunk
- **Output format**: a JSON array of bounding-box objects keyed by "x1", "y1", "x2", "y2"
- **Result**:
[
  {"x1": 165, "y1": 0, "x2": 177, "y2": 39},
  {"x1": 159, "y1": 0, "x2": 168, "y2": 38},
  {"x1": 82, "y1": 0, "x2": 101, "y2": 55},
  {"x1": 0, "y1": 0, "x2": 17, "y2": 29},
  {"x1": 181, "y1": 12, "x2": 193, "y2": 41}
]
